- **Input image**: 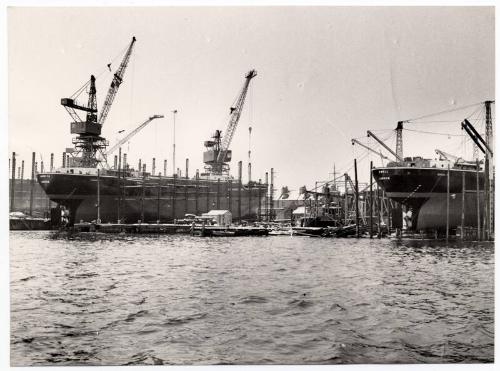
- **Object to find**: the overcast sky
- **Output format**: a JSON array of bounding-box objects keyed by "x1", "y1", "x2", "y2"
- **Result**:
[{"x1": 7, "y1": 6, "x2": 494, "y2": 192}]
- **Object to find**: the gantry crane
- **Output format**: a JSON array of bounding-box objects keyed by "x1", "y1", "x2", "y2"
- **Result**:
[
  {"x1": 60, "y1": 37, "x2": 136, "y2": 168},
  {"x1": 203, "y1": 69, "x2": 257, "y2": 176}
]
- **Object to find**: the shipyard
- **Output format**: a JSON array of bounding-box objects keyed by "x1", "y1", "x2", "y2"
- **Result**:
[{"x1": 5, "y1": 5, "x2": 495, "y2": 369}]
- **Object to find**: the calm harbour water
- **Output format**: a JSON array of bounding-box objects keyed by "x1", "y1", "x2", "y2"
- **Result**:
[{"x1": 10, "y1": 232, "x2": 494, "y2": 365}]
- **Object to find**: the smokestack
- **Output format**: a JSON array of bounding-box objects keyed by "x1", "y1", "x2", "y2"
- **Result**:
[
  {"x1": 138, "y1": 159, "x2": 142, "y2": 172},
  {"x1": 50, "y1": 153, "x2": 54, "y2": 172},
  {"x1": 164, "y1": 159, "x2": 167, "y2": 176},
  {"x1": 123, "y1": 154, "x2": 127, "y2": 169},
  {"x1": 185, "y1": 158, "x2": 189, "y2": 179},
  {"x1": 114, "y1": 155, "x2": 118, "y2": 169},
  {"x1": 152, "y1": 158, "x2": 156, "y2": 176}
]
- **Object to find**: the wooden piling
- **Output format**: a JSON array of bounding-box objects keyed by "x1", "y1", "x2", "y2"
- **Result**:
[
  {"x1": 172, "y1": 172, "x2": 177, "y2": 220},
  {"x1": 461, "y1": 170, "x2": 465, "y2": 240},
  {"x1": 141, "y1": 172, "x2": 145, "y2": 222},
  {"x1": 157, "y1": 174, "x2": 162, "y2": 222},
  {"x1": 446, "y1": 164, "x2": 450, "y2": 241},
  {"x1": 344, "y1": 174, "x2": 348, "y2": 225},
  {"x1": 228, "y1": 179, "x2": 232, "y2": 215},
  {"x1": 216, "y1": 179, "x2": 221, "y2": 209},
  {"x1": 370, "y1": 161, "x2": 373, "y2": 238},
  {"x1": 118, "y1": 148, "x2": 122, "y2": 222},
  {"x1": 29, "y1": 152, "x2": 35, "y2": 216},
  {"x1": 10, "y1": 152, "x2": 16, "y2": 211},
  {"x1": 354, "y1": 159, "x2": 359, "y2": 238},
  {"x1": 264, "y1": 172, "x2": 269, "y2": 221},
  {"x1": 238, "y1": 161, "x2": 242, "y2": 220},
  {"x1": 195, "y1": 172, "x2": 199, "y2": 215},
  {"x1": 270, "y1": 168, "x2": 274, "y2": 222},
  {"x1": 476, "y1": 159, "x2": 481, "y2": 240},
  {"x1": 97, "y1": 168, "x2": 101, "y2": 223}
]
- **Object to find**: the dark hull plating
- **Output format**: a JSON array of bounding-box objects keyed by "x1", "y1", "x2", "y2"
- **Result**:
[
  {"x1": 372, "y1": 167, "x2": 486, "y2": 231},
  {"x1": 37, "y1": 172, "x2": 267, "y2": 224}
]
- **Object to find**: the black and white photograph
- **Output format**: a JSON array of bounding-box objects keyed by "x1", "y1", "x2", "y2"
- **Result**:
[{"x1": 3, "y1": 1, "x2": 496, "y2": 368}]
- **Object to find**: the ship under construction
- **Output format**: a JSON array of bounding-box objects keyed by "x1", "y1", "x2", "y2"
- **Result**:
[{"x1": 37, "y1": 37, "x2": 268, "y2": 225}]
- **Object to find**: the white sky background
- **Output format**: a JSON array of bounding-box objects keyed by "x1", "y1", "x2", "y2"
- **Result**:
[{"x1": 7, "y1": 6, "x2": 494, "y2": 191}]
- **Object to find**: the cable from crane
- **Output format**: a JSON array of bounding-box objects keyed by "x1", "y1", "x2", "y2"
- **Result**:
[{"x1": 403, "y1": 101, "x2": 484, "y2": 123}]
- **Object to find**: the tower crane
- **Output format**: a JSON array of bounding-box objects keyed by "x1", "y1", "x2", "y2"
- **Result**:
[
  {"x1": 203, "y1": 69, "x2": 257, "y2": 176},
  {"x1": 60, "y1": 37, "x2": 136, "y2": 168}
]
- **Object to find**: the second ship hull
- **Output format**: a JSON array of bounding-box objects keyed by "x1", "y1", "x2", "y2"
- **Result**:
[{"x1": 372, "y1": 166, "x2": 486, "y2": 231}]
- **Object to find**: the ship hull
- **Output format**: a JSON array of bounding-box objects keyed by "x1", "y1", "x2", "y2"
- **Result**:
[
  {"x1": 37, "y1": 172, "x2": 268, "y2": 224},
  {"x1": 372, "y1": 167, "x2": 486, "y2": 231}
]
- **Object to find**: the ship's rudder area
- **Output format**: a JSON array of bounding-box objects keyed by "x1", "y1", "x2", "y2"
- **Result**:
[{"x1": 416, "y1": 193, "x2": 485, "y2": 231}]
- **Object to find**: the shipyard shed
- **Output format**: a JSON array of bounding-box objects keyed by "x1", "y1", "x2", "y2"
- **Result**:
[{"x1": 202, "y1": 210, "x2": 232, "y2": 227}]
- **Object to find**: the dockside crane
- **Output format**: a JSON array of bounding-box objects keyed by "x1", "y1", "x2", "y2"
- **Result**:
[
  {"x1": 203, "y1": 69, "x2": 257, "y2": 176},
  {"x1": 60, "y1": 37, "x2": 136, "y2": 168}
]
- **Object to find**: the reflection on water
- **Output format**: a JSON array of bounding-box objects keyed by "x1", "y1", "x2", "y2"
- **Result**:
[{"x1": 10, "y1": 232, "x2": 494, "y2": 365}]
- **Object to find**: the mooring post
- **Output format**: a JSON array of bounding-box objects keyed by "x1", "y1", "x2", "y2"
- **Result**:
[{"x1": 354, "y1": 159, "x2": 360, "y2": 238}]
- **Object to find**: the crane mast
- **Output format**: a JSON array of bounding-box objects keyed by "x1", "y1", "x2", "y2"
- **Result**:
[
  {"x1": 203, "y1": 69, "x2": 257, "y2": 177},
  {"x1": 98, "y1": 36, "x2": 136, "y2": 127}
]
